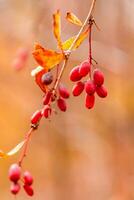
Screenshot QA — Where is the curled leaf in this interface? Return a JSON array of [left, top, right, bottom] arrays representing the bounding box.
[[53, 10, 63, 50], [35, 68, 48, 93], [33, 43, 64, 70], [62, 27, 89, 50], [66, 12, 83, 26], [0, 140, 26, 158]]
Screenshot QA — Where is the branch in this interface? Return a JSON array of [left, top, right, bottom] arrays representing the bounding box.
[[18, 127, 35, 166]]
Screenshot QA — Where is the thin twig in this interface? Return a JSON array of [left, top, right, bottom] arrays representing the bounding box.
[[18, 127, 35, 166]]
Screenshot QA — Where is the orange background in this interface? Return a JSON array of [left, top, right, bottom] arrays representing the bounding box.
[[0, 0, 134, 199]]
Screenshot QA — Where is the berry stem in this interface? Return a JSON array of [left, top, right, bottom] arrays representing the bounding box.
[[18, 127, 35, 167], [89, 23, 92, 66]]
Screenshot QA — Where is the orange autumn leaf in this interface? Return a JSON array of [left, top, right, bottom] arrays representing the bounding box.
[[53, 10, 63, 50], [0, 140, 26, 158], [62, 27, 89, 50], [35, 68, 48, 93], [33, 43, 64, 70], [66, 12, 83, 26]]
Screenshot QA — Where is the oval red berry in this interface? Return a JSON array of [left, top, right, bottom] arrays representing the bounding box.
[[23, 185, 34, 196], [58, 84, 70, 99], [10, 183, 20, 195], [9, 164, 21, 183], [31, 110, 42, 125], [42, 105, 52, 118], [43, 91, 52, 105], [79, 61, 91, 77], [93, 69, 104, 86], [85, 94, 95, 109], [23, 171, 33, 186], [96, 85, 108, 98], [69, 66, 82, 82], [72, 81, 84, 96], [57, 98, 67, 112], [85, 80, 96, 95]]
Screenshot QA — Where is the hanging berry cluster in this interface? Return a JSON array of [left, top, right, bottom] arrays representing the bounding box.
[[9, 163, 34, 196], [0, 1, 108, 197], [70, 63, 107, 109]]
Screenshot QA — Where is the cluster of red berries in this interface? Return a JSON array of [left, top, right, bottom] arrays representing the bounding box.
[[31, 78, 70, 127], [70, 60, 107, 109], [9, 163, 34, 196], [12, 47, 29, 70]]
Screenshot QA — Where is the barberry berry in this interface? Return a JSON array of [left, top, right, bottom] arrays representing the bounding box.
[[41, 72, 53, 85], [31, 110, 42, 125], [23, 185, 34, 196], [72, 81, 85, 96], [69, 66, 82, 82], [42, 105, 52, 118], [96, 85, 107, 98], [85, 80, 96, 95], [10, 183, 20, 195], [85, 94, 95, 109], [93, 69, 104, 86], [23, 171, 33, 186], [43, 91, 52, 105], [57, 98, 67, 112], [9, 164, 21, 183], [58, 84, 70, 99], [79, 60, 91, 77]]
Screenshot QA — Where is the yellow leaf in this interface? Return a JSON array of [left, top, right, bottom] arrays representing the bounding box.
[[33, 43, 64, 70], [7, 140, 26, 156], [62, 27, 89, 50], [66, 12, 83, 26], [0, 140, 26, 158], [53, 10, 62, 49]]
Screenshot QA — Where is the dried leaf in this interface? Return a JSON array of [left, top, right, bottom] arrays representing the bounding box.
[[35, 68, 48, 93], [0, 140, 26, 158], [31, 66, 44, 77], [62, 27, 89, 50], [66, 12, 83, 26], [53, 10, 63, 50], [33, 43, 64, 70], [7, 140, 26, 156]]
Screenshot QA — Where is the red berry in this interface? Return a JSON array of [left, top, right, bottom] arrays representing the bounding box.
[[96, 85, 108, 98], [43, 91, 52, 105], [69, 66, 82, 82], [9, 164, 21, 183], [10, 183, 20, 195], [58, 84, 70, 99], [17, 48, 29, 61], [85, 80, 96, 95], [23, 185, 34, 196], [79, 61, 91, 77], [41, 72, 53, 85], [85, 94, 95, 109], [57, 98, 67, 112], [42, 105, 52, 118], [31, 110, 42, 125], [72, 81, 84, 96], [93, 69, 104, 86], [23, 171, 33, 186], [12, 58, 24, 70]]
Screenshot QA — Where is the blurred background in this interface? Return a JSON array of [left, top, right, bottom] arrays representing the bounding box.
[[0, 0, 134, 199]]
